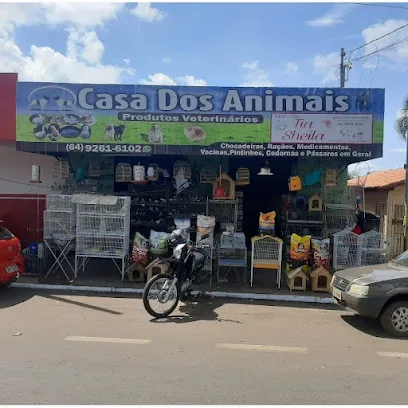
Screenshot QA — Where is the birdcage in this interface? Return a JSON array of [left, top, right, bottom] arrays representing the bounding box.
[[88, 161, 101, 178], [115, 163, 132, 182], [74, 194, 131, 280], [43, 194, 76, 281], [43, 210, 76, 241], [330, 229, 360, 272], [46, 194, 74, 211], [250, 236, 283, 288], [358, 230, 392, 266], [325, 204, 356, 236], [200, 168, 217, 184], [53, 159, 70, 180], [206, 199, 238, 231]]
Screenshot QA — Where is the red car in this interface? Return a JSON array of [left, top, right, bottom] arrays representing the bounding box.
[[0, 220, 25, 288]]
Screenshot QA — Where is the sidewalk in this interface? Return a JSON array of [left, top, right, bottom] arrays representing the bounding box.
[[11, 274, 336, 305]]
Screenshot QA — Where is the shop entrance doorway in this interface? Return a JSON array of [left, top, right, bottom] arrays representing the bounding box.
[[229, 157, 297, 242]]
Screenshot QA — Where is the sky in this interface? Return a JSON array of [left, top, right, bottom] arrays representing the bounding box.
[[0, 1, 407, 174]]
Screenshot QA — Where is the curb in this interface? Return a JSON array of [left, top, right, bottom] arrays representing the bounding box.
[[10, 282, 336, 304]]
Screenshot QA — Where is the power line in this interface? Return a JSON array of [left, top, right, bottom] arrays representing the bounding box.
[[349, 22, 408, 53], [351, 34, 408, 62], [354, 3, 408, 11]]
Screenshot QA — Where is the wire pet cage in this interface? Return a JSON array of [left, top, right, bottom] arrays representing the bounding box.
[[358, 230, 392, 266], [250, 236, 283, 288], [74, 194, 131, 280], [330, 229, 359, 272], [43, 194, 76, 280]]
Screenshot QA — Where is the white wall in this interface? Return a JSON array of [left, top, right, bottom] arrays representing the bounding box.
[[0, 144, 56, 194]]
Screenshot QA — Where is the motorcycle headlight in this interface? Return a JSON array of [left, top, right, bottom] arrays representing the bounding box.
[[173, 247, 182, 260], [348, 284, 369, 296]]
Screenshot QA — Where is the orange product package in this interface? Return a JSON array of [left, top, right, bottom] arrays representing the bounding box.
[[289, 233, 311, 262]]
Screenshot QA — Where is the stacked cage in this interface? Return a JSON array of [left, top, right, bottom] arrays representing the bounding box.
[[43, 194, 76, 280], [75, 195, 131, 280], [330, 229, 360, 272], [44, 195, 76, 243], [357, 230, 392, 266]]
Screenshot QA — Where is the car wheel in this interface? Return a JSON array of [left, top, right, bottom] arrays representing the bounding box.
[[0, 282, 11, 289], [380, 301, 408, 337]]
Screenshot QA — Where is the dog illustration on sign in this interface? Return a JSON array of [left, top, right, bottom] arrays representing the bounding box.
[[184, 126, 206, 142], [141, 125, 164, 144], [104, 123, 115, 141]]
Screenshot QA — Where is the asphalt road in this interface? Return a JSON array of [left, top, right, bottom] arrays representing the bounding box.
[[1, 289, 408, 404]]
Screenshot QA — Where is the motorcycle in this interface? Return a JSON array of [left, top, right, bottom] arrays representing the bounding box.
[[142, 229, 210, 319]]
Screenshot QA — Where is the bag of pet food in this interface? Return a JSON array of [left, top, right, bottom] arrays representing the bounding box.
[[311, 238, 330, 269], [289, 234, 311, 262], [174, 218, 191, 242], [149, 230, 169, 255], [197, 214, 215, 244], [259, 211, 276, 233], [131, 232, 149, 264]]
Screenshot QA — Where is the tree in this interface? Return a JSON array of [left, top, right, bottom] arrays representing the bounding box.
[[395, 97, 408, 140]]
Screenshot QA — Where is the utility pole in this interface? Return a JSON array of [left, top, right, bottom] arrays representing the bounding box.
[[340, 48, 346, 88]]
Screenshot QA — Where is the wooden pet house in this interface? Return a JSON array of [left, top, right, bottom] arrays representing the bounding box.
[[127, 262, 145, 282], [212, 173, 236, 200], [286, 267, 307, 291], [146, 261, 170, 281], [309, 194, 323, 212], [310, 266, 332, 293]]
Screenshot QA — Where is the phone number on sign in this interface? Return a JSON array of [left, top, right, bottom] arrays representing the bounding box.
[[65, 144, 151, 154]]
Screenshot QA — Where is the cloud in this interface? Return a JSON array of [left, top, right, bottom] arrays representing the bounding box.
[[130, 3, 167, 22], [306, 4, 354, 27], [178, 75, 206, 86], [361, 19, 408, 63], [0, 4, 134, 84], [285, 62, 298, 74], [162, 56, 170, 63], [140, 73, 207, 86], [390, 148, 406, 153], [312, 52, 340, 84], [42, 3, 124, 28], [241, 60, 274, 87], [140, 73, 177, 85], [66, 29, 104, 65]]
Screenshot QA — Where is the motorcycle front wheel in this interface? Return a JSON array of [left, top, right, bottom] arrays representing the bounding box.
[[143, 273, 180, 319]]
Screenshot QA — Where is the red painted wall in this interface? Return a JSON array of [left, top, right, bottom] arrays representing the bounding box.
[[0, 194, 45, 245], [0, 73, 17, 142]]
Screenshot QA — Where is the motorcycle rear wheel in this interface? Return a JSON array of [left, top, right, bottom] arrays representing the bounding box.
[[143, 273, 180, 319]]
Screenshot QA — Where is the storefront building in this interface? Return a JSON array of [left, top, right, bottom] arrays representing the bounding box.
[[9, 80, 385, 291]]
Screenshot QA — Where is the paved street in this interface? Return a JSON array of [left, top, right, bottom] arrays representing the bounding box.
[[1, 289, 408, 404]]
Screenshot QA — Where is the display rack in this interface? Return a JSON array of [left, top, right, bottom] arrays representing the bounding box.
[[43, 194, 76, 281], [74, 194, 131, 280], [217, 233, 247, 285]]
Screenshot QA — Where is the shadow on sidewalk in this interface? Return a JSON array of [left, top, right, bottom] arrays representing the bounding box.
[[41, 294, 123, 315]]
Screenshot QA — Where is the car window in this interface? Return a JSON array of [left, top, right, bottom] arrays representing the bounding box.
[[0, 225, 14, 240], [393, 250, 408, 266]]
